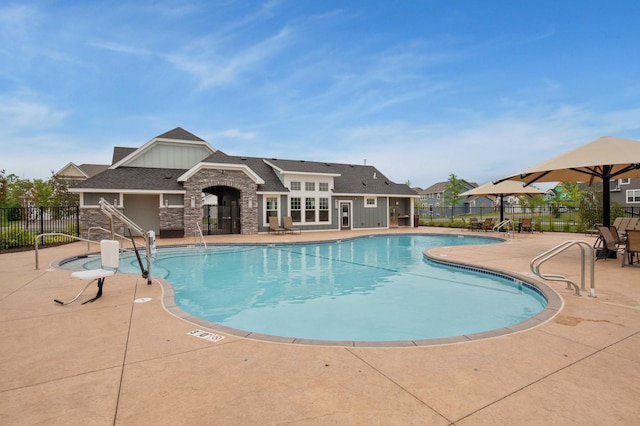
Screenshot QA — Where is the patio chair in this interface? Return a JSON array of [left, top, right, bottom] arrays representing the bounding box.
[[622, 229, 640, 267], [268, 216, 285, 234], [481, 218, 494, 231], [594, 226, 625, 261], [469, 217, 480, 231], [54, 240, 120, 305], [625, 217, 638, 231], [610, 226, 625, 245], [519, 218, 532, 233], [283, 216, 301, 234]]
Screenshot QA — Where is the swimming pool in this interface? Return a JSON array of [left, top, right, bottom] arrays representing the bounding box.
[[61, 234, 552, 344]]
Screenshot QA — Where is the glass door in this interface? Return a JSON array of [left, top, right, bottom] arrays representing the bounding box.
[[340, 202, 351, 230]]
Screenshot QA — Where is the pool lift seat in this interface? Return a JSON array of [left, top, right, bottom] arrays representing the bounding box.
[[54, 240, 120, 305]]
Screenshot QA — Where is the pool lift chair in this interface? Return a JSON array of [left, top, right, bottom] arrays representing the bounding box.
[[54, 198, 154, 305], [54, 240, 120, 305]]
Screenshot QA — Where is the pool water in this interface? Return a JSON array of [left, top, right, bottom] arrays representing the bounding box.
[[64, 234, 547, 342]]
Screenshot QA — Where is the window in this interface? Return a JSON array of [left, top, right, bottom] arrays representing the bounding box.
[[290, 197, 301, 222], [305, 197, 316, 222], [620, 178, 631, 185], [627, 189, 640, 203], [364, 197, 377, 208], [266, 197, 278, 218], [319, 182, 329, 192], [319, 197, 329, 221], [291, 181, 301, 191], [83, 193, 118, 206], [163, 194, 184, 206], [305, 182, 315, 191]]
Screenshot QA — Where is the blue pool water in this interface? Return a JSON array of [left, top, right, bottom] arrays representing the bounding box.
[[63, 234, 547, 342]]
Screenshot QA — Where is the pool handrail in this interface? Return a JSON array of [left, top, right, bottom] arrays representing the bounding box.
[[35, 233, 99, 270], [530, 240, 595, 297], [493, 219, 515, 238]]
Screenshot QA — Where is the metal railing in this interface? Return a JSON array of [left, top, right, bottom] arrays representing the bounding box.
[[493, 219, 515, 238], [530, 240, 596, 297]]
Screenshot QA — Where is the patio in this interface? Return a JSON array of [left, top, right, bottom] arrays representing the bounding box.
[[1, 227, 639, 425]]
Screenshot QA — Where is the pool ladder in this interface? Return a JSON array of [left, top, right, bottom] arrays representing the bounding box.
[[530, 240, 596, 297], [493, 219, 515, 238]]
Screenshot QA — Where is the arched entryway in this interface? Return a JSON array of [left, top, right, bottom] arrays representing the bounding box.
[[202, 186, 241, 234]]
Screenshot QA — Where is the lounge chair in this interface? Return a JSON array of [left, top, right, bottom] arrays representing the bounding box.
[[481, 218, 494, 231], [268, 216, 285, 234], [594, 225, 625, 260], [519, 218, 532, 233], [625, 217, 638, 231], [622, 229, 640, 267], [612, 217, 623, 229], [610, 226, 625, 245], [283, 216, 301, 234], [617, 217, 631, 233], [54, 240, 120, 305]]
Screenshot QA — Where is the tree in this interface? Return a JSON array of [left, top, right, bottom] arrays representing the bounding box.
[[557, 182, 584, 210], [49, 171, 79, 207], [517, 193, 546, 214], [443, 173, 466, 220]]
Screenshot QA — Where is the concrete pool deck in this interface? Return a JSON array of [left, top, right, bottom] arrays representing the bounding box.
[[1, 227, 639, 425]]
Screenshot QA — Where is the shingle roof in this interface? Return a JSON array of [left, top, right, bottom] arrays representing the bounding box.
[[112, 147, 137, 164], [155, 127, 205, 142], [78, 164, 109, 177], [74, 128, 416, 197], [72, 167, 186, 191], [202, 152, 416, 196]]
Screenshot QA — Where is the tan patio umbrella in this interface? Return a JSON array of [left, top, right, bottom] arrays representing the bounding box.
[[461, 180, 543, 223], [494, 136, 640, 227]]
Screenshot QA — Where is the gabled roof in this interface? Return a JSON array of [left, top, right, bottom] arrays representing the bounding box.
[[418, 179, 477, 194], [155, 127, 205, 142], [200, 152, 416, 196], [54, 162, 109, 180], [110, 127, 215, 170], [72, 128, 417, 197]]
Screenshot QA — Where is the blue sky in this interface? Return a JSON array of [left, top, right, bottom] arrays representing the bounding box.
[[2, 1, 639, 189]]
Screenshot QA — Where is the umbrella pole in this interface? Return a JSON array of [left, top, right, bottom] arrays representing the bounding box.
[[603, 174, 611, 228]]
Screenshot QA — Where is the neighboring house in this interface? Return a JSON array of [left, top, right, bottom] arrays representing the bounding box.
[[611, 178, 640, 207], [54, 162, 109, 186], [70, 127, 418, 237], [414, 179, 493, 215]]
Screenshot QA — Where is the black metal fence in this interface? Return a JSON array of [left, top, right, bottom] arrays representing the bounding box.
[[418, 205, 640, 233], [0, 206, 79, 251]]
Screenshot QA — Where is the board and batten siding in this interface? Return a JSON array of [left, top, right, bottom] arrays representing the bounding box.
[[125, 143, 212, 169]]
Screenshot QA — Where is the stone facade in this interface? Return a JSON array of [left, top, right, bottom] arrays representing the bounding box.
[[79, 207, 126, 240], [159, 207, 184, 232], [182, 168, 259, 237]]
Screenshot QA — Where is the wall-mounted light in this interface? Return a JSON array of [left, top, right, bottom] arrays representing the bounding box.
[[113, 199, 118, 207], [190, 195, 196, 208], [165, 199, 169, 208], [335, 200, 339, 209], [248, 198, 253, 208]]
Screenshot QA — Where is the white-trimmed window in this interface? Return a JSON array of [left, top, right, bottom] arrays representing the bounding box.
[[291, 181, 301, 191], [620, 178, 631, 185], [305, 182, 315, 191], [82, 193, 119, 207], [163, 194, 184, 207], [319, 197, 329, 222], [627, 189, 640, 203], [364, 197, 377, 208], [266, 197, 278, 218], [319, 182, 329, 192], [290, 197, 301, 222], [305, 197, 316, 222]]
